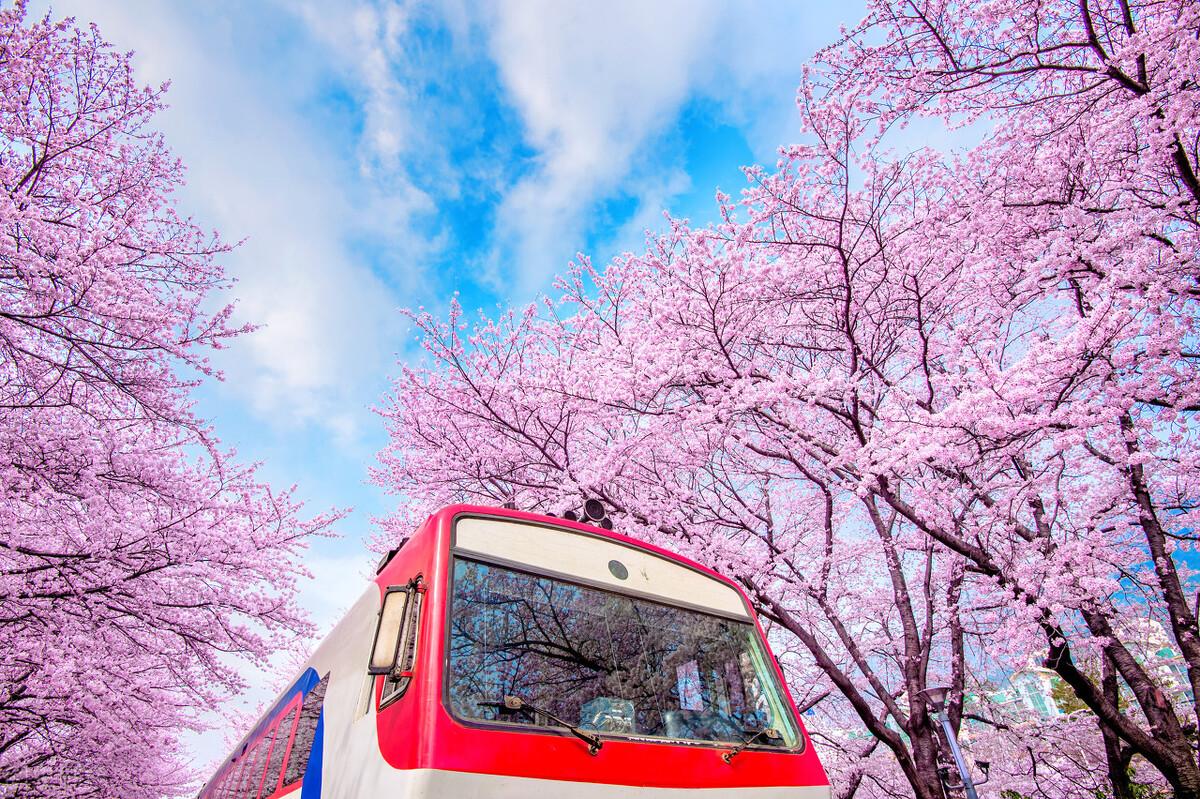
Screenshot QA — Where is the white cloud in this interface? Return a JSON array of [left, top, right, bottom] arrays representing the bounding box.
[[302, 549, 378, 634], [482, 0, 717, 293], [284, 0, 837, 301], [34, 1, 423, 446], [299, 0, 416, 174], [28, 0, 849, 435], [580, 167, 693, 270], [292, 0, 459, 191], [482, 0, 830, 295], [277, 0, 839, 305]]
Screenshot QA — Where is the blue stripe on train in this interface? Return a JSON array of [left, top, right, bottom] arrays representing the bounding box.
[[300, 709, 326, 799]]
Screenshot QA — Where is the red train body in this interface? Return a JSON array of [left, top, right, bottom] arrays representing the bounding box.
[[200, 505, 831, 799]]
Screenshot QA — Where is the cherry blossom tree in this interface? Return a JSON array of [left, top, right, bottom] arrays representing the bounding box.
[[808, 0, 1200, 794], [377, 140, 993, 797], [0, 7, 334, 797], [376, 1, 1198, 797]]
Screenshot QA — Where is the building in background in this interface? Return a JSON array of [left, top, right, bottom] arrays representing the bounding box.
[[974, 617, 1192, 727]]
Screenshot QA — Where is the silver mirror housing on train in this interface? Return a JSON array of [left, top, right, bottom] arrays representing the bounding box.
[[368, 585, 411, 675]]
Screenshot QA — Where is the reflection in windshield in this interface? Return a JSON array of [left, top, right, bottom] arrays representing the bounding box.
[[446, 558, 799, 747]]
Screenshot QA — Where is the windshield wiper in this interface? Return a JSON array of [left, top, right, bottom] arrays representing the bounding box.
[[480, 695, 604, 755], [723, 727, 782, 763]]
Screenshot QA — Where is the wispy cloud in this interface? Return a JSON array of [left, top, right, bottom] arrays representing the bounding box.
[[478, 0, 714, 293], [285, 0, 839, 302], [36, 1, 430, 448], [481, 0, 831, 294]]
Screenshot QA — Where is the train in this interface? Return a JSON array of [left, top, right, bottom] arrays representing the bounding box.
[[198, 503, 831, 798]]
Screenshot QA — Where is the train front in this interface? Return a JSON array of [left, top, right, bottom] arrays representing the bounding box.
[[372, 506, 831, 798]]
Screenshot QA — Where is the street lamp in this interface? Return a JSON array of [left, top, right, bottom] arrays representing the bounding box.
[[921, 686, 985, 799]]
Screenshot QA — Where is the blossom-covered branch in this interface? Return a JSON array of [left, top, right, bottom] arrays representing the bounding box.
[[0, 7, 337, 797]]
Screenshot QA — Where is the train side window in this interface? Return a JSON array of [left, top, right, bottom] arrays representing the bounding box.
[[260, 703, 299, 797], [224, 760, 244, 799], [239, 741, 267, 799], [251, 723, 283, 799], [282, 674, 329, 787], [370, 578, 424, 708]]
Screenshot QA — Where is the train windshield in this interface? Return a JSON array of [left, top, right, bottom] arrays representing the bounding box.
[[446, 558, 801, 748]]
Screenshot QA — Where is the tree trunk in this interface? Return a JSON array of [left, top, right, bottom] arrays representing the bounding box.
[[911, 720, 949, 799], [1101, 654, 1136, 799]]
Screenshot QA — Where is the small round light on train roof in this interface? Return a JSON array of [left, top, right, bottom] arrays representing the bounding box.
[[584, 498, 605, 520], [563, 510, 578, 521], [608, 559, 629, 580], [599, 517, 613, 530]]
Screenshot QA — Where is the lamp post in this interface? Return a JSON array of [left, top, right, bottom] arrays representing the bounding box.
[[921, 686, 980, 799]]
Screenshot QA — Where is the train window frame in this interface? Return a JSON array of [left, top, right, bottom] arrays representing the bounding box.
[[239, 739, 268, 799], [205, 679, 316, 799], [225, 758, 245, 799], [281, 673, 330, 788], [259, 698, 301, 798], [251, 730, 275, 799], [441, 550, 806, 754], [373, 576, 424, 709], [231, 747, 249, 799], [226, 762, 242, 799]]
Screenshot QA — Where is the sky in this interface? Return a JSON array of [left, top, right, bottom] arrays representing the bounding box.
[[32, 0, 868, 771]]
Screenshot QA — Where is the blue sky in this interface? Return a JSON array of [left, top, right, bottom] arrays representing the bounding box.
[[34, 0, 866, 766]]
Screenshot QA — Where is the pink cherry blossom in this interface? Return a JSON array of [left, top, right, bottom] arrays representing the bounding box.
[[376, 2, 1199, 797], [0, 7, 336, 797]]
